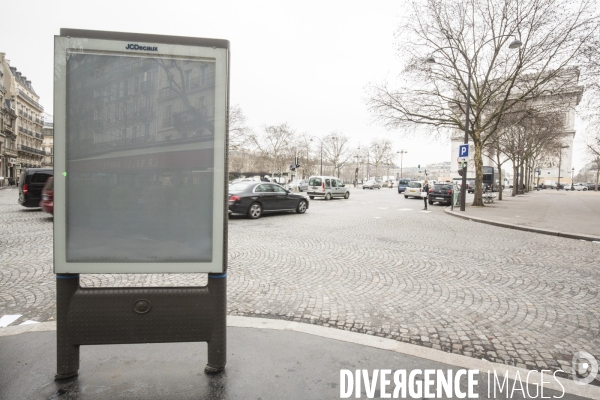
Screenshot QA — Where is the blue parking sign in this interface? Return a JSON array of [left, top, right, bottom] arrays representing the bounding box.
[[459, 144, 469, 158]]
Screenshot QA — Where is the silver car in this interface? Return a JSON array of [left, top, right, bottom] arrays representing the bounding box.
[[362, 179, 381, 189], [287, 179, 309, 192], [307, 176, 350, 200]]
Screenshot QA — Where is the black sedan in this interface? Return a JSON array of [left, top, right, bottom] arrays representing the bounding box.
[[228, 181, 309, 219], [428, 183, 459, 205]]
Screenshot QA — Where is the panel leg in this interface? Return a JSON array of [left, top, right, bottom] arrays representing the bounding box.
[[55, 274, 80, 380], [205, 274, 226, 373]]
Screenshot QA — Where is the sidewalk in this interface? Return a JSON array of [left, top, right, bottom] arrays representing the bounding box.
[[1, 317, 597, 399], [446, 190, 600, 241]]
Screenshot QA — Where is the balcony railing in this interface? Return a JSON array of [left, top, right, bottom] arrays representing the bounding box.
[[18, 90, 44, 111], [18, 145, 46, 156]]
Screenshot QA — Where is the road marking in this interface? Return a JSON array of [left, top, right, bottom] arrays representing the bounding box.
[[374, 217, 381, 219], [19, 320, 40, 325], [378, 207, 389, 210], [420, 211, 432, 213], [0, 315, 22, 327], [397, 208, 413, 211]]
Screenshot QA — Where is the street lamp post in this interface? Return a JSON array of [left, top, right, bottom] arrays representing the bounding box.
[[310, 135, 337, 176], [571, 167, 575, 191], [398, 149, 407, 178], [425, 35, 521, 211]]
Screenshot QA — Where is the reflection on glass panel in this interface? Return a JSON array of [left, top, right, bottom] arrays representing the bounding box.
[[65, 52, 216, 263]]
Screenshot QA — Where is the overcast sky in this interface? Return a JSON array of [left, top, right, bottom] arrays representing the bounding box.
[[2, 0, 587, 170]]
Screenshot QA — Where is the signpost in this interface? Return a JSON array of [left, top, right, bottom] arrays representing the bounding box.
[[53, 29, 229, 379], [458, 144, 469, 161]]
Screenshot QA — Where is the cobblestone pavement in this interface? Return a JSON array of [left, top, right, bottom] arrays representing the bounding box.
[[1, 186, 599, 384]]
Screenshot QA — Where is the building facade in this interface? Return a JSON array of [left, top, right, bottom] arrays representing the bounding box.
[[42, 113, 53, 167], [0, 55, 46, 180], [0, 54, 18, 186], [449, 68, 583, 184]]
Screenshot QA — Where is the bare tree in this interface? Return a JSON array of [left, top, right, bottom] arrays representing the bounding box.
[[369, 139, 394, 179], [322, 132, 352, 178], [249, 123, 295, 180], [495, 106, 568, 196], [367, 0, 598, 206], [229, 104, 251, 149], [584, 130, 600, 190]]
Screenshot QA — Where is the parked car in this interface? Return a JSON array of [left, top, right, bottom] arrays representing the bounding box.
[[428, 183, 459, 205], [307, 176, 350, 200], [287, 179, 308, 192], [404, 181, 424, 199], [362, 179, 381, 189], [39, 177, 54, 215], [467, 180, 475, 193], [397, 178, 411, 193], [18, 168, 54, 208], [228, 181, 309, 219], [571, 183, 588, 191], [586, 183, 599, 191]]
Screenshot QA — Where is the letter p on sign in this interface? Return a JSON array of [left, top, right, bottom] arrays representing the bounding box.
[[459, 144, 469, 158]]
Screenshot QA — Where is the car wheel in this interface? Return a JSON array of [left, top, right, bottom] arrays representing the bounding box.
[[247, 202, 262, 219], [404, 195, 408, 199], [309, 196, 315, 199], [296, 200, 308, 214], [583, 188, 588, 191], [428, 200, 433, 205], [344, 192, 350, 199], [363, 187, 366, 190], [325, 192, 332, 200]]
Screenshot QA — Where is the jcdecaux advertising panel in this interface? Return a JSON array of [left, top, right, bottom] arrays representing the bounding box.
[[53, 30, 229, 273]]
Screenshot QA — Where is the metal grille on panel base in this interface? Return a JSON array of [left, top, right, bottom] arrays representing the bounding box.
[[55, 274, 227, 379]]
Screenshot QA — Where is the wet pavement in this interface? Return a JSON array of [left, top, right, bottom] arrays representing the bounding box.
[[1, 321, 596, 400]]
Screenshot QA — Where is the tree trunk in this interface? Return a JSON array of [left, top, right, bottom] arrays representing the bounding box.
[[472, 137, 484, 206], [525, 162, 530, 192], [497, 152, 503, 201], [519, 163, 524, 194], [596, 167, 599, 192], [512, 163, 518, 197]]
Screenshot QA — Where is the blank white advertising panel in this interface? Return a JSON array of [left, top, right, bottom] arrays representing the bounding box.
[[54, 33, 228, 273]]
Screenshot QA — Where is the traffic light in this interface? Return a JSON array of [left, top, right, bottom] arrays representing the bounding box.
[[290, 163, 296, 171], [418, 164, 420, 172]]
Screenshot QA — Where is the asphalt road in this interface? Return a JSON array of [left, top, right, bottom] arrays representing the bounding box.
[[0, 186, 598, 384]]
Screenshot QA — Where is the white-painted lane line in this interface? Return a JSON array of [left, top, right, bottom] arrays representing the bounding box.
[[0, 315, 22, 328], [19, 320, 40, 325], [420, 211, 432, 213], [398, 208, 413, 211]]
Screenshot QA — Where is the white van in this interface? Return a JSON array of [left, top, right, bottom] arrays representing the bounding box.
[[307, 176, 350, 200], [404, 180, 425, 199]]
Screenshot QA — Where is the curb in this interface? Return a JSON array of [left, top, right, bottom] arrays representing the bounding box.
[[444, 207, 600, 242], [2, 316, 598, 399]]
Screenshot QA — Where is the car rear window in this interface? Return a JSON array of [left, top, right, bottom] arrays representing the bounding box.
[[229, 182, 254, 192], [31, 173, 52, 183], [434, 184, 452, 190], [398, 179, 410, 185], [309, 177, 322, 186], [408, 182, 421, 188]]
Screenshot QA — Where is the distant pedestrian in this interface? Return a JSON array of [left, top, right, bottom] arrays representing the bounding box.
[[422, 180, 429, 210]]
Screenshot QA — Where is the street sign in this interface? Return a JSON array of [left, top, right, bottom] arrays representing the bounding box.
[[458, 144, 469, 161]]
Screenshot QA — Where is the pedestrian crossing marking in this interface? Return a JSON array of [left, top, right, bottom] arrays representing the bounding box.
[[19, 320, 40, 325], [0, 314, 22, 328]]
